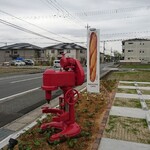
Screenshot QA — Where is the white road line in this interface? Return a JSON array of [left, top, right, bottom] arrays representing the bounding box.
[[0, 73, 42, 81], [0, 87, 40, 102], [11, 77, 41, 83]]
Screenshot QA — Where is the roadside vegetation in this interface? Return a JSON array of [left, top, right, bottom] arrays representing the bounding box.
[[119, 64, 150, 69], [114, 98, 141, 108], [104, 70, 150, 145], [105, 70, 150, 82], [0, 66, 47, 77], [6, 80, 117, 150]]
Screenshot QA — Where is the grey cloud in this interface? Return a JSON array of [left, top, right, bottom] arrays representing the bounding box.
[[0, 0, 150, 50]]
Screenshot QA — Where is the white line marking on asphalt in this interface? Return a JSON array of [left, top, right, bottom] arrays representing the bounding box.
[[11, 77, 41, 83], [0, 73, 42, 81], [0, 87, 40, 102]]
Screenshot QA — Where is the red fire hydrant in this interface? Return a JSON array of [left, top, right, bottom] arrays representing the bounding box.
[[40, 54, 85, 143]]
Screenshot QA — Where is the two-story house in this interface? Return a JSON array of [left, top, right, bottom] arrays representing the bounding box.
[[44, 43, 87, 66], [0, 43, 43, 63]]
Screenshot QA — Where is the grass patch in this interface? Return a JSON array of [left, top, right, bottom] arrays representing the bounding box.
[[105, 116, 118, 132], [120, 64, 150, 69], [138, 84, 150, 87], [114, 98, 141, 108], [146, 101, 150, 109], [117, 88, 137, 94], [105, 70, 150, 82], [0, 66, 44, 77], [104, 116, 150, 144], [141, 90, 150, 95], [119, 83, 135, 86]]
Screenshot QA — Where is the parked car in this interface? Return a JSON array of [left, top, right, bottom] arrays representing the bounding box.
[[23, 59, 34, 66], [11, 60, 26, 66], [2, 62, 10, 66], [53, 60, 61, 68]]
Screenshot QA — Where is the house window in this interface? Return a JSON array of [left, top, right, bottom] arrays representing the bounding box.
[[128, 42, 133, 44], [80, 50, 84, 53], [5, 51, 10, 53], [67, 50, 70, 53], [59, 50, 64, 54], [51, 50, 54, 53], [128, 50, 133, 52], [142, 51, 144, 53], [128, 58, 130, 60], [143, 43, 144, 45], [14, 51, 18, 54]]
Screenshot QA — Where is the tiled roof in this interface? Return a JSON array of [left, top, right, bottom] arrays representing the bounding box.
[[0, 43, 42, 50], [44, 43, 86, 50], [122, 38, 150, 42]]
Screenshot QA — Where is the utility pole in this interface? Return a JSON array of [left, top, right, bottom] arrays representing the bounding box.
[[85, 24, 90, 48], [103, 41, 105, 62], [103, 41, 105, 54], [85, 24, 90, 31], [111, 47, 113, 62]]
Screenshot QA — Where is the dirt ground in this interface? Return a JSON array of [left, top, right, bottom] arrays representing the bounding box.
[[9, 80, 117, 150]]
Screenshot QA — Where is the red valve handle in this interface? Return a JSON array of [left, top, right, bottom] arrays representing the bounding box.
[[64, 89, 79, 105]]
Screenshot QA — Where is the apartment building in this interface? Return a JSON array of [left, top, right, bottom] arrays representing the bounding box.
[[122, 38, 150, 64]]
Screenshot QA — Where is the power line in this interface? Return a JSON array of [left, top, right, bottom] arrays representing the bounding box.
[[101, 31, 150, 37], [75, 5, 150, 17], [0, 18, 63, 42], [54, 0, 85, 25], [44, 0, 85, 27], [0, 9, 75, 42]]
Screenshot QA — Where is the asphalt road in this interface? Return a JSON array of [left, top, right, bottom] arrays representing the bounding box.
[[0, 62, 114, 127], [0, 73, 42, 100]]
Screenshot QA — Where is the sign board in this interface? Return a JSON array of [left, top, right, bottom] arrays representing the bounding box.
[[87, 28, 100, 93]]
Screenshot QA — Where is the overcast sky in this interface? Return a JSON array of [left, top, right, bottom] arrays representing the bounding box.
[[0, 0, 150, 54]]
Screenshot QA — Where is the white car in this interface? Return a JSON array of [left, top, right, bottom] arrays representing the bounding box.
[[53, 60, 61, 68], [24, 59, 35, 66], [11, 60, 26, 66]]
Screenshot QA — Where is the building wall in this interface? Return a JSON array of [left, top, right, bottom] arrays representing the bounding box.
[[64, 49, 77, 58], [0, 49, 41, 63], [100, 53, 104, 63], [45, 48, 87, 65], [0, 50, 10, 63], [122, 40, 150, 64], [14, 49, 35, 59]]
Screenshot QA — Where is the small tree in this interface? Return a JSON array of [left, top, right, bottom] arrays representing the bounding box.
[[113, 51, 122, 62], [50, 56, 55, 66]]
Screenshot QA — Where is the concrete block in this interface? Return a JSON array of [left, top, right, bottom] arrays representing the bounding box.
[[137, 90, 142, 95], [140, 101, 148, 110], [134, 83, 138, 87], [146, 111, 150, 126]]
